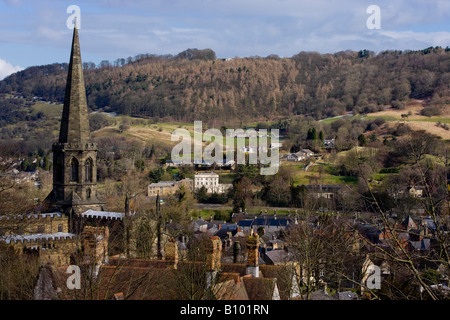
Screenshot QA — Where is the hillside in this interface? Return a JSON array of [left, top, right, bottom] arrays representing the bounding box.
[[1, 47, 449, 125], [364, 99, 450, 140]]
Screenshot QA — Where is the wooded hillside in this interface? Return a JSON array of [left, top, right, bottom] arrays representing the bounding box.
[[1, 47, 449, 124]]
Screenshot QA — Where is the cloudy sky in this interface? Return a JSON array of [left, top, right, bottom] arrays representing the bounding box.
[[0, 0, 449, 79]]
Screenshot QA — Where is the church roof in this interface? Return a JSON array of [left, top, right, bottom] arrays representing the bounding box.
[[1, 232, 77, 244], [0, 212, 63, 220], [81, 209, 124, 220]]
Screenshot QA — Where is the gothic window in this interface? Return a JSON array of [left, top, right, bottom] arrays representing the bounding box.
[[86, 188, 91, 199], [84, 158, 93, 182], [70, 158, 79, 182], [55, 158, 63, 183]]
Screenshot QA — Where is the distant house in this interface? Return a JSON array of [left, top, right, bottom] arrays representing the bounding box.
[[299, 149, 314, 157], [286, 149, 314, 162], [389, 185, 424, 199], [286, 153, 306, 162], [147, 178, 193, 197], [194, 172, 232, 194], [270, 142, 283, 149], [164, 160, 182, 167], [405, 186, 424, 198], [323, 139, 335, 148], [148, 181, 178, 197], [263, 248, 291, 266], [305, 185, 342, 199]]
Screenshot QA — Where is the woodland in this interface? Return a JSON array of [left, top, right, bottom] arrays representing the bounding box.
[[1, 47, 449, 126]]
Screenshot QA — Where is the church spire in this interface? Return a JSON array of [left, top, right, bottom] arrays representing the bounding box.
[[58, 24, 91, 144], [46, 24, 105, 218]]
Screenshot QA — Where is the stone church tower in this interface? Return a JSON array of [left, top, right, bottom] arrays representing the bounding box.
[[45, 25, 105, 216]]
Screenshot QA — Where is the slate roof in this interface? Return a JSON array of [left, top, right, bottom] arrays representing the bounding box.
[[264, 250, 292, 265], [81, 209, 124, 220], [1, 232, 77, 244], [0, 212, 63, 220], [410, 239, 431, 251], [242, 277, 278, 300], [422, 218, 437, 230], [237, 217, 293, 228], [402, 215, 418, 229], [237, 219, 253, 228]]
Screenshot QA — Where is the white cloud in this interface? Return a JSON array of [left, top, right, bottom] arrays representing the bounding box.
[[1, 1, 450, 66], [0, 57, 23, 80]]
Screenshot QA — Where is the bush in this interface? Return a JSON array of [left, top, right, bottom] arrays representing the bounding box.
[[421, 105, 441, 117], [391, 100, 406, 109]]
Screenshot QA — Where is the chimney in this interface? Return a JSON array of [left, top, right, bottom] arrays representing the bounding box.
[[165, 238, 178, 269], [205, 236, 222, 289], [206, 236, 222, 272], [233, 241, 241, 263], [246, 233, 259, 277]]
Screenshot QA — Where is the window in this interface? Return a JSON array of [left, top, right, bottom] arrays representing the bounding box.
[[84, 158, 93, 182], [86, 188, 91, 199], [57, 224, 63, 233], [70, 158, 79, 182], [55, 158, 63, 183], [37, 225, 45, 233]]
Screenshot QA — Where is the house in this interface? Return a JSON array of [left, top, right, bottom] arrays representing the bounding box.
[[285, 149, 314, 162], [390, 185, 424, 199], [270, 142, 283, 149], [194, 172, 232, 194], [147, 178, 193, 197], [305, 184, 342, 199], [323, 139, 335, 148], [263, 249, 291, 265], [406, 186, 424, 198], [164, 159, 183, 167], [299, 149, 314, 157], [286, 153, 306, 162], [148, 181, 178, 197]]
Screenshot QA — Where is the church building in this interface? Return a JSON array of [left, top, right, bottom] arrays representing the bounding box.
[[1, 24, 124, 267], [45, 24, 106, 217]]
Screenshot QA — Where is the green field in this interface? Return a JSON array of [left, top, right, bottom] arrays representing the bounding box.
[[30, 101, 63, 118], [288, 162, 358, 186]]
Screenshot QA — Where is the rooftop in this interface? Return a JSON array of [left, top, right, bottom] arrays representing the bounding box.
[[1, 232, 77, 244], [81, 209, 124, 220]]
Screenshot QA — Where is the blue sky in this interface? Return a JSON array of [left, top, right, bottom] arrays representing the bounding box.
[[0, 0, 449, 79]]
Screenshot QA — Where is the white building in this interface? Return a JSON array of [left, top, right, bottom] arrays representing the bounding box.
[[194, 172, 232, 194]]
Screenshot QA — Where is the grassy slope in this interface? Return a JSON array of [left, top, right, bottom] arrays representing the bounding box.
[[319, 100, 450, 140]]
